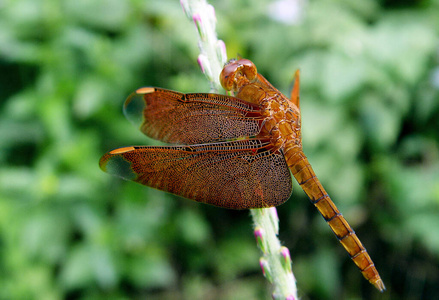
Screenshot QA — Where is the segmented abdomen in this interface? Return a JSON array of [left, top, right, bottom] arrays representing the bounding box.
[[283, 146, 385, 291]]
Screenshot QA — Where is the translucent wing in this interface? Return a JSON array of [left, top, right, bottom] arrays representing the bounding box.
[[99, 139, 292, 209], [123, 87, 263, 144]]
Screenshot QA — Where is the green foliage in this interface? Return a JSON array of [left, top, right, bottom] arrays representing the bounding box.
[[1, 0, 439, 299]]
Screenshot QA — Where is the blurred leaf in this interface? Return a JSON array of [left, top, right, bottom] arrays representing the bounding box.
[[125, 247, 176, 289], [64, 0, 132, 31], [358, 94, 401, 150], [406, 212, 439, 254], [175, 209, 212, 246], [216, 235, 259, 279], [61, 244, 118, 290], [321, 53, 368, 103], [21, 209, 70, 263], [365, 15, 437, 86]]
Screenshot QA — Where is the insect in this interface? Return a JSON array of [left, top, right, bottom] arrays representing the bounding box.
[[99, 58, 385, 291]]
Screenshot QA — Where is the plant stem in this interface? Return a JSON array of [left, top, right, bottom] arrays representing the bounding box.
[[180, 0, 227, 92], [181, 0, 298, 298], [251, 208, 298, 299]]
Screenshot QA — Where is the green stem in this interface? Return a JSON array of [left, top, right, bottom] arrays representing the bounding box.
[[181, 0, 227, 92], [251, 208, 298, 299], [181, 0, 298, 298]]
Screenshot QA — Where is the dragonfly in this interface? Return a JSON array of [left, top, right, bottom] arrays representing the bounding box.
[[99, 58, 385, 291]]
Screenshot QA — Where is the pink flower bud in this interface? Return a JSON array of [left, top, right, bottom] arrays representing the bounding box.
[[254, 227, 266, 253], [192, 13, 206, 41]]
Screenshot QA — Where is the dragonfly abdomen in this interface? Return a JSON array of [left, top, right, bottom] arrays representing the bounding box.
[[285, 147, 385, 291]]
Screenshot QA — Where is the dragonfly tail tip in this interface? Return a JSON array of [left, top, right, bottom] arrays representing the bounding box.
[[373, 279, 386, 292]]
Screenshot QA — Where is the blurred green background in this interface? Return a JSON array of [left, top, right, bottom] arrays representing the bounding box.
[[1, 0, 439, 299]]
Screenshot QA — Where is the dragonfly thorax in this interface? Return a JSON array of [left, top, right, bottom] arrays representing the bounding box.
[[258, 94, 302, 151], [220, 59, 302, 151]]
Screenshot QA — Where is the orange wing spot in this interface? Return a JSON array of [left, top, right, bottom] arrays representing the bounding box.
[[136, 87, 155, 94], [109, 146, 136, 154]]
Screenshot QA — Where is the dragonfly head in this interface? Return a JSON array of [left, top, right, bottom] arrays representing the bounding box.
[[220, 58, 257, 92]]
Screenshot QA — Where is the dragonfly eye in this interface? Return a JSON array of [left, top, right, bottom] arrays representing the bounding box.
[[220, 58, 258, 91], [236, 59, 257, 81]]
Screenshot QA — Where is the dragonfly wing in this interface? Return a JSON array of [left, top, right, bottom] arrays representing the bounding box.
[[99, 139, 292, 209], [123, 87, 263, 144], [289, 70, 300, 108]]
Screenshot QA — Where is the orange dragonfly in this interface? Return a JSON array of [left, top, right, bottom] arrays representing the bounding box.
[[99, 58, 385, 291]]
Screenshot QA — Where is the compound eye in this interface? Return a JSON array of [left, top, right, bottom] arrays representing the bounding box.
[[220, 60, 239, 91], [220, 58, 258, 91], [235, 59, 257, 81]]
